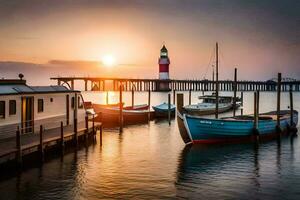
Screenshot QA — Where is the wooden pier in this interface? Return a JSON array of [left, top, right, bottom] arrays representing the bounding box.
[[51, 77, 300, 92], [0, 120, 102, 167]]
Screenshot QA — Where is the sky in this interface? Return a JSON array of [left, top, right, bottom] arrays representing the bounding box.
[[0, 0, 299, 84]]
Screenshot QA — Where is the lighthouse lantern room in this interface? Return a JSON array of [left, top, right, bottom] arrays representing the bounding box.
[[158, 45, 170, 80]]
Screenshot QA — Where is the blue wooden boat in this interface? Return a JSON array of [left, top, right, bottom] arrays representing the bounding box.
[[152, 103, 176, 117], [177, 110, 298, 144]]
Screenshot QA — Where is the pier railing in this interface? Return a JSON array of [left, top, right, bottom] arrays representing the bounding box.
[[51, 77, 300, 92], [0, 115, 67, 140]]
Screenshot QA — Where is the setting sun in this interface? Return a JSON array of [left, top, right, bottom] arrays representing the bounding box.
[[101, 54, 116, 67]]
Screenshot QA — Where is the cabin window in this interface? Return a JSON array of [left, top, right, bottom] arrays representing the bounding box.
[[78, 97, 83, 109], [0, 101, 5, 118], [71, 97, 75, 109], [38, 99, 44, 112], [9, 100, 16, 115]]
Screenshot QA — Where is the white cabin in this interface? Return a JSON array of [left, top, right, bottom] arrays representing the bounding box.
[[0, 79, 86, 139]]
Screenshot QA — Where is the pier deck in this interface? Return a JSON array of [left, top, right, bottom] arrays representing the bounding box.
[[0, 121, 102, 165]]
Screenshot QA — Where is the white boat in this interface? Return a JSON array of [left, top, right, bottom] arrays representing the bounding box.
[[183, 95, 240, 115]]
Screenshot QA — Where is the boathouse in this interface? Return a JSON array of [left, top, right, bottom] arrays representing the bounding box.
[[0, 78, 86, 139]]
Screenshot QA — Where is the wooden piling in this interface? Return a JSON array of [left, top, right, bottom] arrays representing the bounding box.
[[253, 92, 259, 142], [106, 91, 109, 104], [233, 68, 237, 117], [16, 126, 22, 167], [276, 73, 282, 136], [100, 125, 103, 146], [39, 125, 44, 162], [257, 90, 260, 118], [289, 89, 294, 126], [177, 93, 184, 114], [240, 92, 244, 116], [92, 114, 95, 136], [60, 121, 64, 151], [85, 115, 88, 141], [74, 93, 78, 145], [119, 84, 123, 133], [173, 89, 176, 105], [188, 89, 191, 105], [131, 84, 135, 108], [148, 88, 151, 122], [168, 93, 171, 126]]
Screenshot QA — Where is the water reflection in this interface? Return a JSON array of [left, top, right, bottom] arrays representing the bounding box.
[[176, 144, 260, 199], [175, 136, 300, 199]]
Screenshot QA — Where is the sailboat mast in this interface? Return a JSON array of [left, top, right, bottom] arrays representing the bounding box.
[[215, 42, 219, 119]]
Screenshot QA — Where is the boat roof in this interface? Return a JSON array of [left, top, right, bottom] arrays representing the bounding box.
[[0, 79, 79, 95]]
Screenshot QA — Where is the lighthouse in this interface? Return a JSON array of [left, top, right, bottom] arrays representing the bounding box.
[[156, 45, 171, 91], [158, 45, 170, 80]]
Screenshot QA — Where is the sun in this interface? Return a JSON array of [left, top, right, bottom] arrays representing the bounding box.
[[101, 54, 116, 67]]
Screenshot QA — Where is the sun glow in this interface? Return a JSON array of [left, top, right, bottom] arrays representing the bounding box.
[[101, 54, 116, 67]]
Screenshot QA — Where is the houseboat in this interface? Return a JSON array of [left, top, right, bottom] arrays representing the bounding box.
[[0, 78, 86, 140]]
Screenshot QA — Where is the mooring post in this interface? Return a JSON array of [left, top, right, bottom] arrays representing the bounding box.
[[188, 89, 191, 105], [173, 89, 176, 105], [177, 93, 184, 114], [39, 125, 44, 162], [60, 121, 64, 151], [106, 91, 109, 104], [276, 73, 282, 138], [289, 88, 298, 135], [74, 93, 78, 146], [289, 89, 294, 126], [119, 84, 123, 133], [84, 80, 88, 91], [241, 92, 244, 116], [92, 114, 95, 136], [100, 124, 103, 146], [168, 93, 171, 125], [85, 115, 88, 141], [253, 92, 259, 142], [16, 126, 22, 167], [233, 68, 237, 117], [148, 88, 151, 122], [131, 84, 135, 108]]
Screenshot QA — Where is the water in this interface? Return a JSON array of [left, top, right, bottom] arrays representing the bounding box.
[[0, 91, 299, 200]]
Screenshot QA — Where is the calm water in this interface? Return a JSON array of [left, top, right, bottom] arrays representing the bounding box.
[[0, 91, 300, 200]]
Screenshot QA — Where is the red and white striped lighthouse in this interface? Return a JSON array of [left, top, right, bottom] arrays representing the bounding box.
[[158, 45, 170, 80]]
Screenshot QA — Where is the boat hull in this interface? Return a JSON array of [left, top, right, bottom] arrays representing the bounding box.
[[152, 103, 176, 117], [178, 110, 298, 144], [177, 111, 192, 144], [93, 104, 153, 127]]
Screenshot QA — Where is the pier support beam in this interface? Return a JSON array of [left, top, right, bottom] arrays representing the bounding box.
[[233, 68, 237, 117], [39, 125, 44, 162], [60, 121, 64, 152], [74, 93, 78, 146], [276, 73, 282, 141], [16, 127, 22, 168], [119, 84, 123, 133]]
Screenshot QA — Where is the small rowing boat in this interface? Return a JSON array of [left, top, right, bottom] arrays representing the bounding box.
[[152, 103, 176, 117], [92, 103, 152, 127], [177, 110, 298, 144], [183, 95, 240, 115]]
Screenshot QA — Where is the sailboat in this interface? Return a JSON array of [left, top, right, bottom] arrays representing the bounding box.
[[177, 43, 298, 144]]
